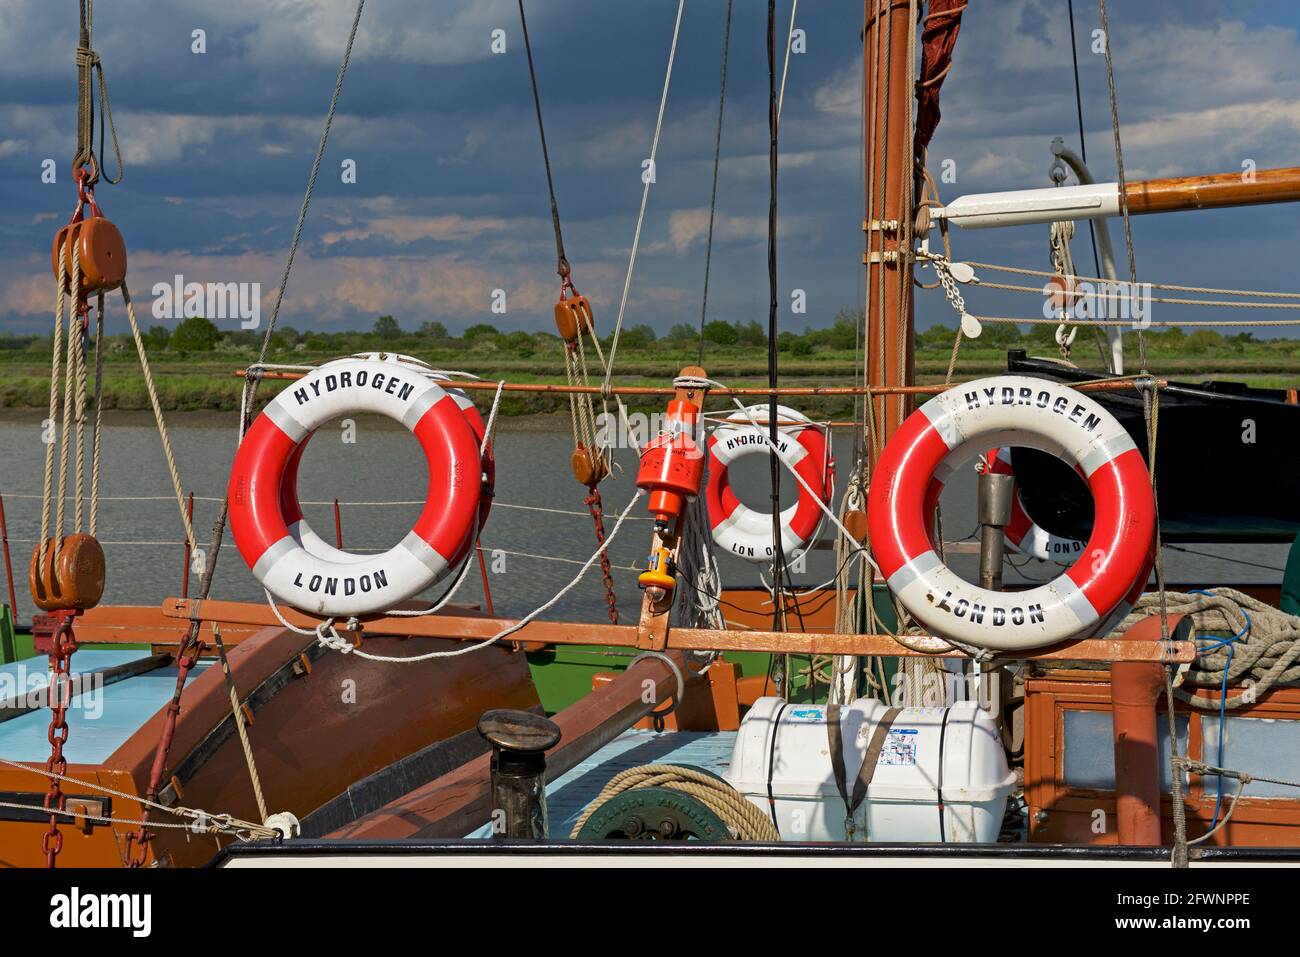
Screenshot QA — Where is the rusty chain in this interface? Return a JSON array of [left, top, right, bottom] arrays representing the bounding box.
[[584, 487, 619, 624], [42, 615, 78, 867], [125, 637, 205, 867]]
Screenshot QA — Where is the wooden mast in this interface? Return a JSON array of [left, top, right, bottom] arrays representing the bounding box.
[[863, 0, 919, 464]]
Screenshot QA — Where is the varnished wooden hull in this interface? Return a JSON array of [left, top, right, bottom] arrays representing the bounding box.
[[0, 611, 539, 867]]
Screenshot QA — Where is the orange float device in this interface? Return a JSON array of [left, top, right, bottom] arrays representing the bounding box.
[[636, 399, 704, 531]]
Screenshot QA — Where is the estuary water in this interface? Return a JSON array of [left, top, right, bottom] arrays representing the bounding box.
[[0, 412, 1288, 623]]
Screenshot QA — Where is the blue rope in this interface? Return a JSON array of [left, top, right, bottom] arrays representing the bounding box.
[[1189, 590, 1250, 830]]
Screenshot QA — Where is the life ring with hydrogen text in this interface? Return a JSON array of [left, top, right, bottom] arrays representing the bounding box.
[[229, 357, 482, 616], [705, 404, 833, 563], [279, 375, 494, 568], [867, 375, 1153, 650], [984, 447, 1085, 563]]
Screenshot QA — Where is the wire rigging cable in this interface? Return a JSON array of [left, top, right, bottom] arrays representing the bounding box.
[[1065, 0, 1102, 281], [766, 0, 787, 632], [518, 0, 569, 278]]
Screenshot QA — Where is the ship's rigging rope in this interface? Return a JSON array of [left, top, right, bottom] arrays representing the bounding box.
[[695, 0, 733, 366], [570, 764, 781, 841], [75, 0, 122, 185], [776, 0, 799, 124], [601, 0, 685, 398], [766, 0, 787, 636], [956, 259, 1300, 301], [1066, 0, 1103, 282], [210, 621, 269, 823], [517, 0, 624, 622], [1095, 0, 1187, 866], [918, 253, 1300, 325], [121, 0, 367, 867], [517, 0, 569, 280]]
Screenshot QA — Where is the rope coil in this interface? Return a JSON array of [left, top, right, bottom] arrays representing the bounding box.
[[569, 764, 780, 841]]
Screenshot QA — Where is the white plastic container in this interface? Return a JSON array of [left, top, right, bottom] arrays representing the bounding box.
[[725, 697, 1016, 843]]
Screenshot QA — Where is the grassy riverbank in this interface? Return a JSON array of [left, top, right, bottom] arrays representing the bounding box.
[[3, 313, 1297, 419]]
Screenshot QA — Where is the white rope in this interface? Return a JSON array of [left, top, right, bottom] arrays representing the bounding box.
[[483, 546, 641, 571], [0, 754, 275, 840], [0, 493, 657, 523], [776, 0, 799, 124], [602, 0, 686, 397], [306, 489, 647, 663]]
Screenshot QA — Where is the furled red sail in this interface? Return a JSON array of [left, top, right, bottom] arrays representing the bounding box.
[[915, 0, 966, 159]]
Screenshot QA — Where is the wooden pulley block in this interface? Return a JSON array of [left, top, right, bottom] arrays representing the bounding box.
[[570, 444, 610, 487], [51, 217, 127, 293], [842, 508, 869, 544], [554, 295, 595, 344], [1043, 274, 1077, 313], [28, 534, 106, 611]]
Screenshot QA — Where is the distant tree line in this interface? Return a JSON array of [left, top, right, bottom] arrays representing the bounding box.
[[0, 309, 1282, 359]]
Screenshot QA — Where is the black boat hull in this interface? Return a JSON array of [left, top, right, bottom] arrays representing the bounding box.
[[1003, 351, 1300, 543]]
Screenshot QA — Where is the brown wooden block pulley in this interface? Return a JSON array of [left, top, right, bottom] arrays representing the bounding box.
[[571, 444, 610, 487], [51, 217, 127, 294], [842, 508, 869, 544], [554, 295, 595, 344], [28, 534, 106, 611]]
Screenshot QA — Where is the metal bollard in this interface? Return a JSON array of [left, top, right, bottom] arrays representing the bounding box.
[[977, 471, 1015, 591], [477, 709, 562, 839]]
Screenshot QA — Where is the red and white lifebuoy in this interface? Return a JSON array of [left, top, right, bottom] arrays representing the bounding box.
[[705, 405, 833, 563], [983, 447, 1085, 563], [229, 357, 482, 616], [279, 368, 494, 569], [867, 375, 1153, 650]]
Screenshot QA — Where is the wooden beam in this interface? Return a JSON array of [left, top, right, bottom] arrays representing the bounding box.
[[234, 371, 1157, 399], [1126, 166, 1300, 216], [161, 598, 1195, 663]]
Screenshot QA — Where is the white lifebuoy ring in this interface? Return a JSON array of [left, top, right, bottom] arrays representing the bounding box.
[[983, 447, 1085, 563], [705, 405, 833, 563], [867, 375, 1154, 650], [279, 367, 494, 569], [229, 357, 482, 616]]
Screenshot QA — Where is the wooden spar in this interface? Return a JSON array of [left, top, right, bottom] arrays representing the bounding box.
[[234, 369, 1158, 398], [939, 166, 1300, 229], [1125, 166, 1300, 215], [160, 598, 1196, 663], [864, 0, 919, 463], [325, 654, 683, 839]]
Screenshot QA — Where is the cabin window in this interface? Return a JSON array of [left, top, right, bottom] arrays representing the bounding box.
[[1201, 715, 1300, 800], [1061, 709, 1189, 792]]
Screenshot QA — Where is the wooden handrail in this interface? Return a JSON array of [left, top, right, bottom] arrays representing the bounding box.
[[161, 597, 1196, 664]]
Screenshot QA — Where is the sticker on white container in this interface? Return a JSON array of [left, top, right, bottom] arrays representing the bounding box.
[[787, 707, 826, 722], [879, 728, 918, 766]]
